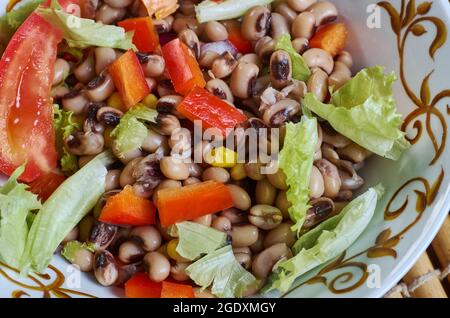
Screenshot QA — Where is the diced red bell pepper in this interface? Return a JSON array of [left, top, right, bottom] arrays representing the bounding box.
[[227, 25, 253, 54], [28, 170, 66, 201], [160, 281, 195, 298], [161, 39, 205, 96], [108, 50, 150, 109], [99, 185, 157, 226], [125, 273, 162, 298], [0, 13, 62, 182], [176, 86, 247, 136], [156, 180, 234, 227], [117, 17, 159, 53]]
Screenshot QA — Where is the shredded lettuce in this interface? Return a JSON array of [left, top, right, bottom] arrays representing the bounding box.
[[279, 116, 318, 233], [264, 185, 384, 293], [0, 165, 42, 268], [275, 34, 311, 81], [53, 105, 80, 175], [195, 0, 274, 23], [174, 222, 227, 261], [186, 245, 258, 298], [111, 104, 158, 159], [303, 66, 410, 160], [20, 152, 114, 274], [0, 0, 44, 51], [61, 241, 95, 263], [35, 4, 136, 50]]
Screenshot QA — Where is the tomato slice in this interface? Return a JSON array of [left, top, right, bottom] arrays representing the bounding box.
[[28, 170, 66, 201], [0, 13, 62, 182]]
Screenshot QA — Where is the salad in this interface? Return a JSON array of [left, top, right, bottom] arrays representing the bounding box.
[[0, 0, 409, 298]]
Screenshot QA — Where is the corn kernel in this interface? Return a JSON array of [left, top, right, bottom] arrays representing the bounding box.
[[142, 94, 158, 109], [206, 146, 238, 168], [107, 92, 124, 110], [231, 163, 247, 181], [167, 239, 189, 262]]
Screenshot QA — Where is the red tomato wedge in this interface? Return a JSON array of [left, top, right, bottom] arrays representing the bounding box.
[[0, 13, 62, 182], [28, 170, 66, 201]]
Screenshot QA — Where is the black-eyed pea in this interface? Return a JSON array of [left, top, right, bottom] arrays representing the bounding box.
[[255, 179, 277, 205], [95, 4, 126, 25], [276, 191, 291, 219], [309, 165, 325, 199], [230, 62, 259, 99], [202, 167, 230, 183], [291, 12, 316, 39], [233, 247, 252, 269], [206, 79, 234, 103], [270, 12, 290, 39], [212, 216, 232, 232], [204, 21, 228, 41], [270, 50, 293, 89], [231, 224, 259, 248], [143, 251, 171, 282], [264, 223, 297, 248], [287, 0, 317, 12], [303, 197, 335, 230], [336, 51, 353, 69], [329, 61, 352, 90], [336, 142, 372, 163], [179, 28, 201, 58], [315, 159, 341, 198], [266, 163, 288, 190], [307, 1, 339, 26], [307, 67, 329, 102], [241, 5, 271, 41], [302, 48, 334, 74], [249, 205, 283, 230], [227, 184, 252, 211], [221, 208, 248, 224], [118, 241, 145, 264], [251, 243, 292, 279], [292, 37, 310, 55], [94, 250, 119, 286]]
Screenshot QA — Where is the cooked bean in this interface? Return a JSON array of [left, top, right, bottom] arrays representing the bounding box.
[[241, 5, 271, 41], [227, 184, 252, 211], [307, 1, 338, 26], [233, 247, 252, 269], [62, 90, 89, 115], [183, 177, 200, 186], [336, 189, 353, 201], [288, 0, 317, 12], [238, 53, 262, 68], [338, 160, 364, 190], [105, 169, 121, 191], [206, 78, 234, 103], [52, 86, 70, 100], [303, 197, 335, 229], [104, 0, 133, 8], [204, 21, 228, 41], [94, 47, 117, 75], [211, 52, 238, 79], [179, 0, 195, 15], [145, 77, 157, 93], [119, 157, 142, 187], [113, 144, 143, 164], [303, 48, 334, 74], [118, 241, 145, 264], [249, 205, 283, 230], [231, 225, 259, 248], [160, 156, 190, 180], [262, 98, 301, 127], [140, 54, 166, 78], [53, 58, 70, 86], [315, 159, 341, 198], [292, 37, 310, 54], [171, 262, 191, 281], [74, 51, 96, 83], [142, 129, 166, 153], [337, 143, 371, 163], [130, 226, 162, 252], [89, 222, 118, 251], [255, 179, 277, 205], [230, 163, 247, 181], [172, 15, 202, 35], [153, 179, 182, 204], [178, 28, 200, 58], [192, 214, 212, 227], [270, 50, 292, 89], [202, 167, 230, 183], [212, 216, 232, 232], [252, 243, 292, 279], [307, 67, 329, 102], [292, 12, 316, 39], [95, 4, 126, 24], [264, 223, 296, 248], [221, 207, 248, 224], [254, 36, 275, 61], [336, 51, 353, 68], [244, 162, 264, 181], [94, 250, 119, 286], [80, 0, 99, 19], [270, 12, 289, 39], [132, 153, 164, 198], [168, 127, 191, 157], [266, 164, 288, 190], [96, 106, 123, 127], [309, 165, 325, 199], [329, 61, 352, 89], [276, 191, 291, 219], [65, 131, 104, 156], [83, 102, 105, 134], [154, 113, 181, 136], [249, 231, 265, 254], [63, 227, 79, 244], [85, 73, 115, 102], [69, 246, 94, 272], [153, 15, 174, 33], [199, 51, 220, 68], [274, 2, 298, 25], [322, 125, 351, 148], [143, 252, 171, 282]]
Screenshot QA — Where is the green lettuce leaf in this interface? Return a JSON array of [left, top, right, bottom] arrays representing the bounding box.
[[174, 222, 227, 261], [186, 245, 258, 298], [264, 185, 384, 293], [275, 34, 311, 81], [61, 240, 95, 263], [35, 5, 135, 50], [20, 152, 114, 274], [195, 0, 274, 23], [111, 104, 158, 159], [279, 116, 318, 233], [53, 105, 80, 175], [0, 0, 44, 52], [302, 66, 410, 160], [0, 165, 42, 268]]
